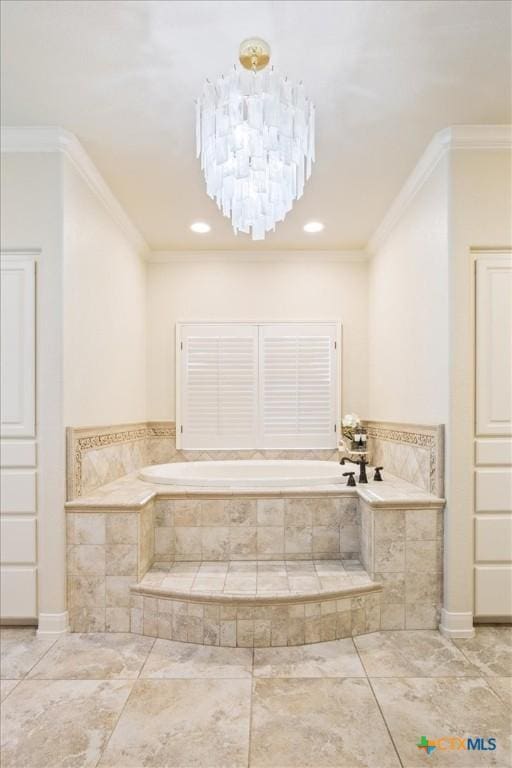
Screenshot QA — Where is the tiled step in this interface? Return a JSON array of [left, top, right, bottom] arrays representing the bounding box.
[[130, 560, 382, 647], [133, 559, 378, 602]]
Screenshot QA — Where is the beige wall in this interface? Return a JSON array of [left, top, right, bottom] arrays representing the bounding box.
[[366, 138, 511, 634], [1, 149, 148, 631], [444, 148, 512, 627], [2, 129, 510, 638], [1, 152, 67, 627], [146, 256, 369, 421], [62, 157, 147, 426], [368, 156, 450, 423]]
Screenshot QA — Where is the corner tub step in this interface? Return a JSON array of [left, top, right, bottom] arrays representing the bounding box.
[[129, 560, 382, 647]]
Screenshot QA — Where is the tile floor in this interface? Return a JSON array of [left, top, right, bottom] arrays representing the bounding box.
[[139, 558, 373, 596], [1, 626, 510, 767]]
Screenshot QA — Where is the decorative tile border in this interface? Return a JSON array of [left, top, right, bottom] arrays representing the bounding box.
[[66, 422, 175, 499], [364, 421, 444, 496]]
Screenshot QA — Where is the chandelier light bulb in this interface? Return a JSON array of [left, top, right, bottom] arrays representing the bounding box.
[[195, 39, 315, 241]]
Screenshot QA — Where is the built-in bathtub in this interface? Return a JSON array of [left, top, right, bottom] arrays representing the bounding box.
[[139, 459, 345, 488], [65, 464, 445, 643]]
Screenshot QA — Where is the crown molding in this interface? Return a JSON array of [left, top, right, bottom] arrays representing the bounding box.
[[368, 124, 512, 254], [447, 124, 512, 150], [148, 249, 369, 263], [4, 124, 508, 261], [1, 126, 148, 255]]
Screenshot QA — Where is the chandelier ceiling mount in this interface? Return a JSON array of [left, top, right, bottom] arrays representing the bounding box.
[[238, 38, 271, 72]]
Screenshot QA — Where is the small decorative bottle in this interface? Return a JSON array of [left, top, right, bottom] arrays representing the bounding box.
[[352, 426, 367, 452]]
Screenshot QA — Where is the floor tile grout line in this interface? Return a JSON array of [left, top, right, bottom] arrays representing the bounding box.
[[10, 672, 507, 681], [15, 632, 61, 680], [483, 676, 512, 708], [253, 674, 369, 680], [132, 636, 157, 680], [355, 674, 493, 680], [350, 636, 369, 679], [9, 673, 503, 682], [447, 629, 511, 677], [92, 674, 141, 767], [366, 681, 405, 768], [0, 679, 20, 702], [451, 638, 486, 669], [353, 639, 404, 768], [11, 675, 177, 682]]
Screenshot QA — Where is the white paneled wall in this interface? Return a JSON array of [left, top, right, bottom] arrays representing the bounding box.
[[0, 252, 37, 620], [474, 252, 512, 619], [1, 254, 35, 436]]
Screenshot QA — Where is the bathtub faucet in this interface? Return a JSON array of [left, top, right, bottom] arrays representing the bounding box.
[[339, 456, 369, 483]]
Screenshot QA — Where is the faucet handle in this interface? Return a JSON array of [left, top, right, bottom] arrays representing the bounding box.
[[374, 466, 384, 481], [343, 471, 356, 487]]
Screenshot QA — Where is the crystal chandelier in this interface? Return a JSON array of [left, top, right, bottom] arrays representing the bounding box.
[[195, 38, 315, 241]]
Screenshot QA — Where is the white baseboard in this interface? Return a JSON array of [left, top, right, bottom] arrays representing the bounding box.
[[439, 608, 475, 639], [37, 611, 69, 636]]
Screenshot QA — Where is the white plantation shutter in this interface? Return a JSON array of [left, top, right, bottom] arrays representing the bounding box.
[[179, 323, 338, 450], [181, 324, 258, 449], [260, 324, 337, 448]]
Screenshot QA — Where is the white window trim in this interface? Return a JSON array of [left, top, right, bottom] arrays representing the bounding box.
[[176, 320, 342, 450]]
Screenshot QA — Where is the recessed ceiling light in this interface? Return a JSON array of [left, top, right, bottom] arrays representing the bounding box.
[[190, 221, 211, 234], [303, 221, 324, 233]]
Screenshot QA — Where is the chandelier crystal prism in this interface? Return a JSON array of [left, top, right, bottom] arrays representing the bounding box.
[[195, 38, 315, 241]]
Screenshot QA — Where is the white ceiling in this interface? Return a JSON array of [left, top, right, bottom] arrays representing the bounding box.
[[1, 0, 510, 251]]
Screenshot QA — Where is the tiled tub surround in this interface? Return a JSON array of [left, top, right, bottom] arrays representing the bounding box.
[[130, 560, 382, 647], [66, 422, 174, 499], [67, 503, 154, 632], [130, 580, 382, 648], [360, 502, 443, 631], [67, 421, 338, 499], [66, 472, 444, 646], [67, 419, 444, 499], [365, 421, 444, 496], [154, 497, 360, 562]]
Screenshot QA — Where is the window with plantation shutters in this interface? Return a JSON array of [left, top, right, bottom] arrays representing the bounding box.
[[259, 324, 337, 448], [180, 324, 258, 450], [178, 322, 338, 450]]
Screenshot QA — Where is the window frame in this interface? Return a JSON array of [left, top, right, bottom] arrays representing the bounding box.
[[176, 320, 342, 450]]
